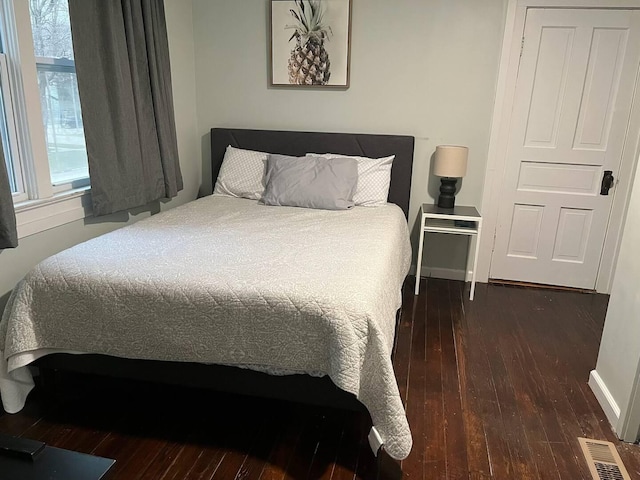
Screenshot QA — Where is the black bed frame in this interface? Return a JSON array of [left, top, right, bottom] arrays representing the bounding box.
[[35, 128, 415, 435]]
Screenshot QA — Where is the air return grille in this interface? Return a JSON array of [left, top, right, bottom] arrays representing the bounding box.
[[578, 437, 631, 480]]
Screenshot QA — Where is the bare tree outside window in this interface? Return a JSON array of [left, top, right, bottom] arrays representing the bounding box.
[[30, 0, 74, 58], [30, 0, 88, 186]]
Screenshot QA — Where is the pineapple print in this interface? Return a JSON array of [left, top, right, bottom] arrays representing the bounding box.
[[286, 0, 332, 85]]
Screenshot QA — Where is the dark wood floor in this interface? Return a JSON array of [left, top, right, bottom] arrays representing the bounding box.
[[1, 278, 639, 479]]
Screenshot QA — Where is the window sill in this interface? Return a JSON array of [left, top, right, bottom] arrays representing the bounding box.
[[15, 187, 92, 238]]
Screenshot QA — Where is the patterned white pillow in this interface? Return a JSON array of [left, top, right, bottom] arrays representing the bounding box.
[[307, 153, 395, 206], [213, 145, 268, 200]]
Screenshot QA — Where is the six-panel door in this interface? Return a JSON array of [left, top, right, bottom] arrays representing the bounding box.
[[490, 8, 640, 289]]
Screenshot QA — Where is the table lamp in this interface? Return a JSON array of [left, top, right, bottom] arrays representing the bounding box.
[[433, 145, 468, 209]]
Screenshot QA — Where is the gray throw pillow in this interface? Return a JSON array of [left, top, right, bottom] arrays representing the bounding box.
[[262, 154, 358, 210]]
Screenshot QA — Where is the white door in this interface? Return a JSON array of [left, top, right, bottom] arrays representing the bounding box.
[[490, 8, 640, 289]]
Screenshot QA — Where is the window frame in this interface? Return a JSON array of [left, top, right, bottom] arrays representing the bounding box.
[[0, 52, 27, 202], [0, 0, 91, 238]]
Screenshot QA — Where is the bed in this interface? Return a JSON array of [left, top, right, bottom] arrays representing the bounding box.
[[0, 128, 415, 461]]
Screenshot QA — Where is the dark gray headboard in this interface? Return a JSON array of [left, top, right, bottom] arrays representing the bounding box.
[[210, 128, 414, 218]]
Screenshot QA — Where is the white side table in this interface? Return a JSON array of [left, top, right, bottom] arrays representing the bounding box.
[[414, 204, 483, 300]]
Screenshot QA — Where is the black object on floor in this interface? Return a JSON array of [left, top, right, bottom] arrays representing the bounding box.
[[0, 433, 45, 460], [0, 440, 115, 480], [453, 219, 476, 228]]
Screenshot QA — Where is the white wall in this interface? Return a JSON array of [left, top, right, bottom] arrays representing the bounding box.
[[0, 0, 200, 309], [192, 0, 507, 276], [591, 159, 640, 441]]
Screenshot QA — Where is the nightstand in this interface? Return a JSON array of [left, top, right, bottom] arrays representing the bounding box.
[[414, 204, 482, 300]]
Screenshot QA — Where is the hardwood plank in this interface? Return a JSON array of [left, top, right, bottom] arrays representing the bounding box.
[[231, 402, 288, 480], [89, 406, 175, 478], [186, 447, 227, 480], [158, 405, 233, 480], [400, 275, 429, 479], [617, 442, 640, 479], [393, 279, 416, 407], [135, 440, 186, 479], [493, 287, 573, 478], [307, 409, 349, 479], [283, 407, 327, 479], [17, 408, 76, 447], [540, 289, 616, 440], [98, 384, 202, 478], [353, 414, 377, 480], [460, 283, 517, 479], [208, 399, 264, 480], [532, 288, 640, 478], [0, 393, 56, 437], [258, 405, 307, 480], [440, 280, 470, 479], [559, 293, 640, 474], [484, 288, 541, 479], [180, 398, 239, 480], [328, 411, 364, 480], [162, 449, 208, 480], [502, 286, 593, 479], [483, 288, 560, 480], [40, 398, 123, 457], [450, 281, 492, 480]]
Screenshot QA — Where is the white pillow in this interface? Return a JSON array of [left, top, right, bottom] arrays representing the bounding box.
[[213, 145, 267, 200], [307, 153, 394, 206]]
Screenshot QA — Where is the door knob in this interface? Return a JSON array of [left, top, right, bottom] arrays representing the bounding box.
[[600, 170, 614, 195]]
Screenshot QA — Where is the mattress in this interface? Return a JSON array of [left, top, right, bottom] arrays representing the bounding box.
[[0, 195, 412, 459]]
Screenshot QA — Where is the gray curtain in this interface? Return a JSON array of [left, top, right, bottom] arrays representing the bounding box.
[[68, 0, 183, 216], [0, 141, 18, 249]]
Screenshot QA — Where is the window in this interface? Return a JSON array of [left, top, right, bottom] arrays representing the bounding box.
[[0, 0, 90, 236], [29, 0, 88, 188]]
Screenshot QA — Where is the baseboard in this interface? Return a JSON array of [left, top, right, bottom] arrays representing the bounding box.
[[410, 265, 471, 282], [589, 369, 621, 429]]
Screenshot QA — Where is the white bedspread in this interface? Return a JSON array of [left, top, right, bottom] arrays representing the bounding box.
[[0, 195, 412, 459]]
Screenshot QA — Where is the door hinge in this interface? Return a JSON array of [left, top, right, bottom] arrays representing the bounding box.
[[520, 36, 525, 57]]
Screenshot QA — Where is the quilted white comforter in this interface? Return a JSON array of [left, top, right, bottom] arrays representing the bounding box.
[[0, 195, 412, 459]]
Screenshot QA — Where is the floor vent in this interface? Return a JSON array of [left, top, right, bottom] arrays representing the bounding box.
[[578, 437, 631, 480]]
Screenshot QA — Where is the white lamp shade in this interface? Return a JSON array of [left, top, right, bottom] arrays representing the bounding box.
[[433, 145, 468, 178]]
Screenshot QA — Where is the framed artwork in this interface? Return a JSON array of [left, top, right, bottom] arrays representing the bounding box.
[[270, 0, 352, 88]]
